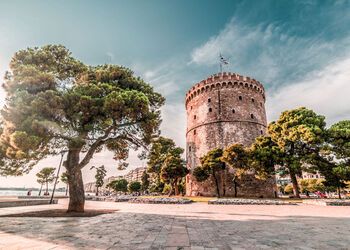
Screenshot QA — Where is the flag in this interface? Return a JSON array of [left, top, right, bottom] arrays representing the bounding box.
[[219, 54, 229, 65]]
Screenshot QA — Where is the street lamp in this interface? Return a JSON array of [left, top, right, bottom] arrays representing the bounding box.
[[50, 150, 67, 204]]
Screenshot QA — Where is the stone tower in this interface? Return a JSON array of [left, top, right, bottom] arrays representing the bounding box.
[[185, 72, 276, 197]]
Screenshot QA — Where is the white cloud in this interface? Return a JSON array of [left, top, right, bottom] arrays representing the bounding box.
[[190, 18, 350, 88], [267, 56, 350, 124], [160, 102, 186, 148]]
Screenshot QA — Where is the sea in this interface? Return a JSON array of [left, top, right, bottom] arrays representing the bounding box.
[[0, 189, 67, 197]]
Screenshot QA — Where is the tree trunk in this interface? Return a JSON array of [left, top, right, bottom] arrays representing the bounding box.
[[168, 182, 173, 197], [96, 186, 99, 196], [38, 183, 43, 196], [65, 184, 68, 196], [289, 169, 300, 198], [338, 187, 341, 199], [67, 169, 85, 212], [233, 176, 238, 198], [174, 179, 179, 196], [213, 172, 220, 198], [66, 148, 85, 213], [46, 182, 49, 195], [222, 170, 226, 197]]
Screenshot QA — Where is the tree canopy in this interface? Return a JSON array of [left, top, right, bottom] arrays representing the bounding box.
[[107, 178, 128, 193], [160, 153, 188, 196], [36, 167, 56, 195], [193, 148, 226, 197], [91, 165, 107, 196], [268, 107, 326, 197], [221, 144, 250, 197], [128, 181, 141, 193], [314, 120, 350, 197], [0, 45, 164, 212], [146, 136, 184, 192]]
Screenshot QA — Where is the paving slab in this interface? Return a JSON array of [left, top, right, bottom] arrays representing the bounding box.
[[0, 200, 349, 249]]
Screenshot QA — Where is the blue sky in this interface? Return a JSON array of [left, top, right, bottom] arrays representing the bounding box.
[[1, 0, 350, 187]]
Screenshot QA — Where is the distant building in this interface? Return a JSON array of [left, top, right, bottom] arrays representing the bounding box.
[[123, 167, 146, 182], [84, 167, 147, 193], [276, 170, 324, 186]]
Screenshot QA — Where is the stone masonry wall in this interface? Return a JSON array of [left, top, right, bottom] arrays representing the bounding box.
[[185, 72, 276, 198]]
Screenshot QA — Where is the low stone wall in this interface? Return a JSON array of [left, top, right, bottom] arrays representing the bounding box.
[[303, 199, 350, 206], [208, 198, 296, 205], [114, 196, 134, 202], [0, 199, 58, 208], [18, 196, 68, 199]]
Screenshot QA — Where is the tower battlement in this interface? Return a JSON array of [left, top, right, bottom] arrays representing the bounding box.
[[185, 72, 265, 108], [185, 72, 276, 198]]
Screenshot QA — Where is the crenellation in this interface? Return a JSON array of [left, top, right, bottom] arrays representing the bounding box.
[[185, 72, 266, 108], [185, 72, 276, 198]]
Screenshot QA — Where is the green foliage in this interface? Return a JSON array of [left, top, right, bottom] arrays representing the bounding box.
[[160, 155, 187, 183], [268, 107, 326, 197], [141, 171, 150, 191], [36, 167, 56, 194], [328, 120, 350, 159], [160, 154, 188, 195], [284, 184, 294, 194], [128, 181, 141, 193], [149, 181, 164, 193], [221, 144, 250, 197], [249, 136, 282, 179], [200, 148, 225, 173], [147, 136, 185, 194], [107, 178, 128, 193], [193, 166, 209, 182], [298, 179, 325, 193], [310, 120, 350, 196], [60, 172, 69, 184], [221, 144, 249, 172], [147, 136, 183, 175], [91, 165, 107, 189], [162, 183, 172, 194], [0, 45, 164, 211], [193, 148, 225, 197], [36, 167, 55, 184], [178, 177, 186, 195]]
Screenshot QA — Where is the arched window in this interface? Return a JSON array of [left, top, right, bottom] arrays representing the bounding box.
[[189, 146, 192, 152], [239, 96, 243, 101], [194, 130, 196, 135], [251, 98, 255, 103], [251, 114, 254, 119], [260, 130, 263, 135], [209, 108, 212, 112], [260, 102, 263, 107], [194, 115, 196, 120], [208, 98, 211, 103], [232, 109, 235, 113]]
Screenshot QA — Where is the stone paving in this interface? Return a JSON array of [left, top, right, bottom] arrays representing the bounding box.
[[0, 199, 350, 249]]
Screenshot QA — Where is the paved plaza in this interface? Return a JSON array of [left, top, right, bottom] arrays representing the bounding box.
[[0, 199, 350, 249]]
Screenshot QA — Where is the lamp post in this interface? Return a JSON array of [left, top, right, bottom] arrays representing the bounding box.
[[50, 150, 67, 204]]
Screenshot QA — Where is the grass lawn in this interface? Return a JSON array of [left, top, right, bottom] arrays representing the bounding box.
[[140, 195, 215, 202], [140, 195, 303, 203]]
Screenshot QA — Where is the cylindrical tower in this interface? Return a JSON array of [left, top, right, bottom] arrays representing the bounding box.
[[185, 72, 276, 197]]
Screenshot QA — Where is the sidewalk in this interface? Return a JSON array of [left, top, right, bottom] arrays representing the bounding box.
[[0, 200, 349, 249]]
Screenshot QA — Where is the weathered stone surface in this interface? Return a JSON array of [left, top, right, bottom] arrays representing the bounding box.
[[185, 72, 277, 197]]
